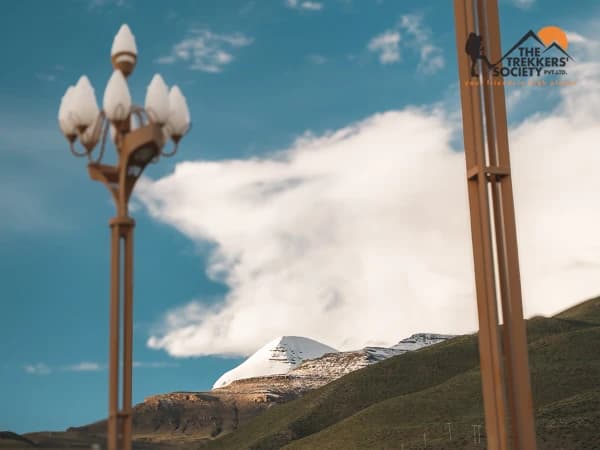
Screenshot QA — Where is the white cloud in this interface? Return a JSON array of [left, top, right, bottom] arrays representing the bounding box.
[[88, 0, 126, 9], [63, 362, 104, 372], [133, 361, 180, 368], [23, 361, 177, 373], [24, 363, 51, 375], [36, 73, 56, 82], [307, 54, 328, 64], [506, 88, 528, 112], [139, 33, 600, 358], [286, 0, 324, 11], [240, 1, 256, 15], [141, 108, 471, 357], [156, 29, 253, 73], [367, 31, 401, 64], [512, 0, 535, 9], [367, 14, 444, 73], [565, 32, 587, 44], [35, 64, 64, 83], [399, 14, 445, 74], [417, 43, 445, 74], [565, 31, 600, 54]]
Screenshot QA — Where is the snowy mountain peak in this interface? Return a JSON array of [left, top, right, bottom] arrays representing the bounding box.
[[391, 333, 456, 352], [212, 336, 338, 389]]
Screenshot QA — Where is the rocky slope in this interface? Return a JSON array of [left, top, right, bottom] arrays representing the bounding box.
[[274, 333, 456, 383]]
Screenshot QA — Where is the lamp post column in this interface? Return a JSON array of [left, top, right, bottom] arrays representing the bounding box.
[[107, 216, 134, 450], [107, 220, 121, 450], [122, 220, 134, 450]]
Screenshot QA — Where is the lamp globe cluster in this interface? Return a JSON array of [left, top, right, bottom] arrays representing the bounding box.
[[58, 24, 190, 161]]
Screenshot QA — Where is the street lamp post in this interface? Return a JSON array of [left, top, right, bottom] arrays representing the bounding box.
[[58, 24, 191, 450]]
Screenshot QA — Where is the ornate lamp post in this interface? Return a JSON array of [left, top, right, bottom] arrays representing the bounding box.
[[58, 24, 191, 450]]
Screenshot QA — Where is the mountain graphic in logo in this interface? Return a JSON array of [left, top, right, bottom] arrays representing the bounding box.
[[493, 26, 574, 66], [466, 25, 574, 78], [495, 30, 546, 63], [541, 42, 574, 60]]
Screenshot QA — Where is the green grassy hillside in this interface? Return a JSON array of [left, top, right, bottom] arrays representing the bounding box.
[[203, 297, 600, 450], [555, 295, 600, 324]]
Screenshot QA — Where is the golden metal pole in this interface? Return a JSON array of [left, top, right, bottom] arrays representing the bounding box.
[[454, 0, 537, 448], [108, 221, 121, 450], [122, 222, 134, 450], [107, 121, 136, 450], [454, 2, 509, 448], [478, 1, 538, 448], [107, 217, 134, 450]]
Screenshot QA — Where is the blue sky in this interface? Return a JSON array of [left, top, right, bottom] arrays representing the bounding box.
[[1, 0, 599, 434]]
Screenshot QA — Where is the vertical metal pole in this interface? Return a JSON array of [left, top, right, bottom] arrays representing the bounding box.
[[453, 2, 509, 449], [454, 1, 537, 449], [122, 223, 135, 450], [478, 1, 538, 448], [108, 222, 121, 450]]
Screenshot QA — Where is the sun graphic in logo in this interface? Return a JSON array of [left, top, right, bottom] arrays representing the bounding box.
[[538, 26, 569, 50]]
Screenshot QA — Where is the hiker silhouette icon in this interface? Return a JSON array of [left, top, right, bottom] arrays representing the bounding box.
[[465, 32, 494, 76]]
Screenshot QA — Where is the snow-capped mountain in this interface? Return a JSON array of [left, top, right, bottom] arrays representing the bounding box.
[[289, 333, 456, 381], [212, 336, 339, 389], [212, 333, 455, 390], [391, 333, 456, 352]]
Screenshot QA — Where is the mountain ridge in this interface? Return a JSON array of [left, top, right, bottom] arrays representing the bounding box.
[[212, 333, 456, 390], [203, 296, 600, 450], [53, 332, 455, 447]]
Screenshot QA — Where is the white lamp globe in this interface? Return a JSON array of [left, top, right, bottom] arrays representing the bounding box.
[[111, 24, 137, 57], [166, 85, 190, 140], [71, 76, 99, 130], [58, 86, 77, 139], [145, 74, 170, 125], [103, 70, 132, 122], [111, 24, 137, 76]]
